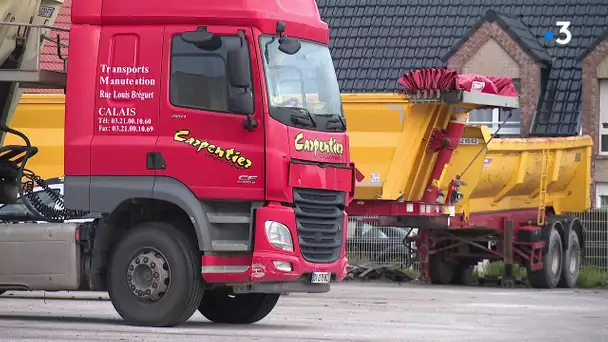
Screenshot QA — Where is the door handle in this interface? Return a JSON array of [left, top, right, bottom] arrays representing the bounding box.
[[146, 152, 166, 170]]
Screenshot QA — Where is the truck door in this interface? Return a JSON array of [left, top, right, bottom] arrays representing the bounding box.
[[90, 27, 163, 209], [156, 26, 265, 201]]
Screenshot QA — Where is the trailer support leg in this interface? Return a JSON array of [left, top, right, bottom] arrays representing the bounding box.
[[502, 220, 515, 288], [419, 228, 431, 284]]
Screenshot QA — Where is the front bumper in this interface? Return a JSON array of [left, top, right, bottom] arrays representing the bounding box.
[[201, 203, 349, 290]]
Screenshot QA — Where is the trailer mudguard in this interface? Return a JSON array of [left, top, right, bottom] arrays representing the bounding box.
[[64, 175, 212, 250]]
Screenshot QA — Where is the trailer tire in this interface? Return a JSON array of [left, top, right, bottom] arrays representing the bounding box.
[[107, 222, 203, 327], [528, 226, 563, 289], [429, 254, 455, 285], [198, 288, 280, 324], [558, 229, 581, 288]]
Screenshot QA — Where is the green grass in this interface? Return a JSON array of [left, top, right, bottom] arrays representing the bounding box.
[[400, 267, 421, 280], [576, 267, 608, 288], [476, 261, 608, 289], [474, 261, 528, 280]]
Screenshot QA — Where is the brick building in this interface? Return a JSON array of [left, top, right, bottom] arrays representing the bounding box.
[[317, 0, 608, 207], [40, 0, 608, 206]]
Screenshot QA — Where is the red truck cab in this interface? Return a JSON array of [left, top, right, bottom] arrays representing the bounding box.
[[57, 0, 353, 326]]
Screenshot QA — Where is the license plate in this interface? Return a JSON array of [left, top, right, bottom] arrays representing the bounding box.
[[311, 272, 331, 284], [38, 6, 55, 18]]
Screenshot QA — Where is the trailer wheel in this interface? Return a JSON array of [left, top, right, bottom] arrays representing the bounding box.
[[199, 288, 280, 324], [107, 222, 203, 327], [528, 225, 563, 289], [558, 229, 581, 288], [429, 254, 455, 285]]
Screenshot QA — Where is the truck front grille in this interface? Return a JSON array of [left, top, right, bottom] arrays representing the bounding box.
[[293, 188, 345, 263]]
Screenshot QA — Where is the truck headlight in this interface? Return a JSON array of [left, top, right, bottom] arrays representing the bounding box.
[[264, 221, 294, 251]]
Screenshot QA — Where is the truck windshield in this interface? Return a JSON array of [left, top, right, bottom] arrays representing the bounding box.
[[260, 35, 345, 132]]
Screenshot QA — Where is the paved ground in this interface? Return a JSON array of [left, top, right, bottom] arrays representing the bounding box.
[[0, 282, 607, 341]]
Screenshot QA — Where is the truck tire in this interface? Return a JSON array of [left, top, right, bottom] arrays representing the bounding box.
[[429, 254, 455, 285], [558, 229, 581, 288], [199, 288, 280, 324], [107, 221, 204, 327], [528, 226, 563, 289]]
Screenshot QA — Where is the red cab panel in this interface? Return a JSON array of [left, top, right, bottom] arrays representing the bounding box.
[[155, 25, 265, 200]]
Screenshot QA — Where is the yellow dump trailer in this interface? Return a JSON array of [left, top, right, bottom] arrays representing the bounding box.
[[343, 90, 591, 290], [441, 125, 592, 220], [3, 94, 65, 180], [343, 92, 514, 203]]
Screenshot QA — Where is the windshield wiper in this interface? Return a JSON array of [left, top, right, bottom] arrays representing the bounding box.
[[337, 115, 346, 129], [284, 107, 316, 128], [299, 108, 316, 128], [324, 113, 346, 130]]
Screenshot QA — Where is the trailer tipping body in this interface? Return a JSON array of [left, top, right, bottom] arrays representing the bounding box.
[[343, 70, 592, 288]]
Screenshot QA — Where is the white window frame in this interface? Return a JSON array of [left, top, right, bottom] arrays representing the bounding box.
[[466, 78, 521, 136], [466, 108, 521, 135], [595, 182, 608, 209], [599, 79, 608, 155]]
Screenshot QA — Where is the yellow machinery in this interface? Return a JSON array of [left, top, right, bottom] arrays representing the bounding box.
[[342, 92, 591, 217], [3, 94, 65, 180], [342, 90, 591, 289], [441, 125, 592, 223]]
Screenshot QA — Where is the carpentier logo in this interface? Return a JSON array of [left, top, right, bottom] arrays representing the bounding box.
[[544, 21, 572, 45], [294, 132, 344, 157]]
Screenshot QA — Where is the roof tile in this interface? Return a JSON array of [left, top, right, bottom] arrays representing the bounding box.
[[318, 0, 608, 136]]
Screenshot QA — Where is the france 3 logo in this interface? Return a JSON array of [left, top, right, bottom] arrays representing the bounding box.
[[544, 21, 572, 46]]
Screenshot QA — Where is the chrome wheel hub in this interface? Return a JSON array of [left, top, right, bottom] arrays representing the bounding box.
[[550, 243, 560, 275], [126, 248, 171, 301], [569, 247, 579, 274]]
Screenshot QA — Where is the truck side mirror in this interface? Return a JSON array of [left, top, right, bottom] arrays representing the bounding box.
[[276, 21, 301, 55], [231, 91, 257, 131], [278, 38, 301, 55], [229, 92, 254, 115], [228, 30, 257, 131], [227, 47, 251, 88], [181, 27, 222, 51]]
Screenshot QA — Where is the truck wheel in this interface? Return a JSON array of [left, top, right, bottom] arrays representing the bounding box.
[[429, 254, 454, 285], [528, 226, 563, 289], [107, 222, 203, 327], [558, 229, 581, 288], [199, 288, 280, 324]]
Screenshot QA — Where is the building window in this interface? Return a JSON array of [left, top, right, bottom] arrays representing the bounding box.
[[599, 79, 608, 154], [596, 182, 608, 208], [169, 34, 250, 114], [467, 79, 521, 136], [601, 196, 608, 208]]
